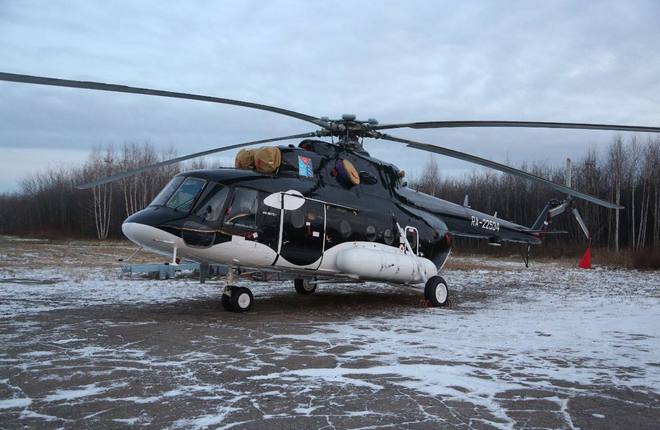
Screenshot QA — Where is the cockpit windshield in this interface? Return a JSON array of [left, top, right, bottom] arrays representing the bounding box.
[[165, 177, 207, 212], [150, 177, 184, 207]]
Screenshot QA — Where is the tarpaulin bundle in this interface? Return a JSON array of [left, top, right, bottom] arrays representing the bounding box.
[[235, 148, 255, 170], [235, 147, 282, 173], [254, 147, 282, 173], [335, 159, 360, 186]]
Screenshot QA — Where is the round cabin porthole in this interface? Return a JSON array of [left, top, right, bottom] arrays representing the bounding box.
[[383, 228, 394, 245], [366, 225, 377, 241], [340, 220, 351, 238], [290, 210, 305, 229]]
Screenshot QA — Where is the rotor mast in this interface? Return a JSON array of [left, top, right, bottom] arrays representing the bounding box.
[[320, 114, 381, 149]]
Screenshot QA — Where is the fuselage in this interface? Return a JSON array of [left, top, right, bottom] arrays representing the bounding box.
[[123, 140, 541, 284]]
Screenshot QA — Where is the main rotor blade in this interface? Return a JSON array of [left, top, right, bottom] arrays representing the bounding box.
[[0, 72, 330, 129], [372, 120, 660, 134], [380, 133, 622, 209], [76, 132, 318, 189]]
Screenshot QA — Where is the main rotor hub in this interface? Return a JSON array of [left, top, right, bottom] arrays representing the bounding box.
[[316, 115, 383, 149]]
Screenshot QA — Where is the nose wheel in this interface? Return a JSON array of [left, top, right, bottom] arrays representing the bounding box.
[[220, 267, 254, 313], [424, 275, 449, 307], [222, 285, 254, 312]]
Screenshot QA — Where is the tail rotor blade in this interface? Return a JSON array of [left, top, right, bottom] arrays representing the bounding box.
[[572, 208, 590, 239]]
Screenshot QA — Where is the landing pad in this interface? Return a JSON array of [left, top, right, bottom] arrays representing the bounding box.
[[0, 238, 658, 429]]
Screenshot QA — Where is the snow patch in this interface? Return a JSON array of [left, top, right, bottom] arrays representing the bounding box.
[[44, 382, 128, 402], [0, 398, 32, 409]]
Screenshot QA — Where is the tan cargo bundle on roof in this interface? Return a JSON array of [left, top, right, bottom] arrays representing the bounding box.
[[235, 146, 282, 173], [235, 148, 256, 170], [343, 159, 360, 185], [335, 158, 360, 186], [254, 146, 282, 173]]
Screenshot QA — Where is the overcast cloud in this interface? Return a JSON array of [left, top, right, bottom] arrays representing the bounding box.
[[1, 0, 659, 192]]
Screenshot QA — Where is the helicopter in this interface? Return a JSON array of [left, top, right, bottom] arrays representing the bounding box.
[[2, 72, 659, 313]]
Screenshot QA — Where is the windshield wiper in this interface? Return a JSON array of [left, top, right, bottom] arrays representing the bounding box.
[[171, 196, 196, 212]]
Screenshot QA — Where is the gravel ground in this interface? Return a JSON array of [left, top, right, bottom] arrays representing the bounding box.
[[0, 237, 658, 429]]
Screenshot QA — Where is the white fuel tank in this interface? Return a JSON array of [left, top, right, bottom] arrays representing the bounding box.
[[335, 246, 437, 283]]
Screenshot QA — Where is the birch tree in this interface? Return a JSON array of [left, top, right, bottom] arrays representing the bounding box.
[[88, 147, 115, 241]]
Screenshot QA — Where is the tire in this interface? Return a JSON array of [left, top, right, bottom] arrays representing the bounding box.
[[424, 276, 449, 307], [221, 288, 233, 311], [230, 286, 253, 312], [294, 278, 316, 295]]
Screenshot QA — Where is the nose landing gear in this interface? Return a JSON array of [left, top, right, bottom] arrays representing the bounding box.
[[221, 267, 254, 313], [221, 285, 254, 312]]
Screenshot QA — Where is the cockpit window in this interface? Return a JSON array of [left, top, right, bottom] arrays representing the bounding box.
[[224, 187, 258, 229], [151, 177, 184, 206], [195, 185, 229, 223], [165, 177, 207, 212]]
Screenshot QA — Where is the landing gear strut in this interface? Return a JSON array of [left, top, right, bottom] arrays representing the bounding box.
[[294, 278, 316, 295], [424, 275, 449, 307], [221, 267, 254, 312]]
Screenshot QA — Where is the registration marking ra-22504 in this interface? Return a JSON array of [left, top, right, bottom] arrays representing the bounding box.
[[470, 216, 500, 232]]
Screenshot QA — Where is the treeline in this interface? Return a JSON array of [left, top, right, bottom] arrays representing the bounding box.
[[1, 137, 659, 255], [0, 142, 194, 239], [412, 136, 660, 254]]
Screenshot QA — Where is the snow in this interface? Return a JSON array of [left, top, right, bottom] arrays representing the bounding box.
[[44, 382, 128, 402], [251, 262, 660, 428], [0, 248, 658, 428], [113, 417, 140, 425], [170, 408, 241, 430], [0, 266, 221, 319], [0, 398, 32, 409]]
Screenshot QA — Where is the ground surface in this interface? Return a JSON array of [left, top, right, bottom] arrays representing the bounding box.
[[0, 236, 658, 429]]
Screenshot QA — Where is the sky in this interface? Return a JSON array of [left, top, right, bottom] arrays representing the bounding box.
[[1, 0, 659, 192]]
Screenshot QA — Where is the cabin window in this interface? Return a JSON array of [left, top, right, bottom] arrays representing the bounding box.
[[151, 176, 184, 206], [339, 220, 351, 238], [290, 210, 305, 229], [383, 228, 394, 245], [366, 225, 377, 241], [359, 171, 378, 185], [224, 187, 258, 229], [165, 177, 206, 212], [195, 185, 229, 223]]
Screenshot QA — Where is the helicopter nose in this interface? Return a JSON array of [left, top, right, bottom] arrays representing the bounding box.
[[122, 221, 181, 253], [122, 222, 151, 247]]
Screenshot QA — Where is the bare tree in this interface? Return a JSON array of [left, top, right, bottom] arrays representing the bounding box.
[[607, 136, 625, 252], [417, 156, 441, 196], [87, 146, 115, 241], [119, 141, 160, 216]]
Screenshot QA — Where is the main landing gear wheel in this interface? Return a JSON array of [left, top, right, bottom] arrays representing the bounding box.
[[221, 288, 232, 311], [222, 286, 254, 312], [294, 278, 316, 295], [424, 276, 449, 307]]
